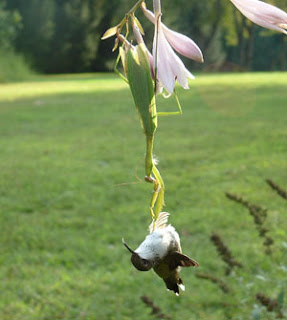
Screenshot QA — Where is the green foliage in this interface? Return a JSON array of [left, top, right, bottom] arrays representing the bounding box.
[[0, 73, 287, 319], [2, 0, 287, 72], [5, 0, 120, 73], [0, 50, 34, 83], [0, 3, 34, 82], [48, 0, 100, 73], [0, 2, 22, 50], [6, 0, 56, 71], [222, 3, 238, 46]]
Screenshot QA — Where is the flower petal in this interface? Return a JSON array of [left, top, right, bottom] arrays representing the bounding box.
[[162, 25, 204, 63], [230, 0, 287, 34], [154, 24, 176, 93], [141, 3, 203, 62], [154, 22, 194, 93]]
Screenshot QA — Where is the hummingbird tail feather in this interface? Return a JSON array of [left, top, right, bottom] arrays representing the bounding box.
[[178, 279, 185, 291], [148, 212, 170, 233], [164, 276, 184, 295]]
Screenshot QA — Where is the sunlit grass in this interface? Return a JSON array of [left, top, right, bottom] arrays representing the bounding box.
[[1, 72, 286, 101], [0, 72, 287, 320], [0, 73, 128, 101]]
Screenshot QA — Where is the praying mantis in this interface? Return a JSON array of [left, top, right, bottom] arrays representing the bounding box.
[[115, 31, 182, 229], [102, 1, 183, 229]]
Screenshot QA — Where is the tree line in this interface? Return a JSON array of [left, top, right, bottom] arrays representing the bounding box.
[[1, 0, 286, 74]]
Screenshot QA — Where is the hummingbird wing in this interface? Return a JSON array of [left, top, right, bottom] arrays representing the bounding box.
[[148, 212, 170, 233], [168, 251, 199, 269]]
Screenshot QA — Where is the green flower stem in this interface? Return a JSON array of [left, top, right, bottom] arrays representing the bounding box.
[[118, 0, 145, 30]]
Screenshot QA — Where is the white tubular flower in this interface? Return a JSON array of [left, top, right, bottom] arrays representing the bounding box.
[[140, 0, 203, 94], [141, 2, 203, 63], [154, 20, 195, 94], [162, 26, 204, 63], [230, 0, 287, 34]]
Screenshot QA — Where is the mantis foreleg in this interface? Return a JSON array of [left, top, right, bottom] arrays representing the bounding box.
[[156, 89, 182, 116], [114, 51, 129, 84]]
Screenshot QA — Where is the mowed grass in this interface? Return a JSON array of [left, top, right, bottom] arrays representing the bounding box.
[[0, 72, 287, 320]]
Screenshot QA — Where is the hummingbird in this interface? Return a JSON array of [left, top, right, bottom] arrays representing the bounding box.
[[122, 212, 199, 295]]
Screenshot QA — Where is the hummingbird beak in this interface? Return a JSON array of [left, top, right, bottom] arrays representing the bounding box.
[[122, 238, 135, 254]]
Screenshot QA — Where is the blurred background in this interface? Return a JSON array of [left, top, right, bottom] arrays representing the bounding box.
[[1, 0, 287, 82]]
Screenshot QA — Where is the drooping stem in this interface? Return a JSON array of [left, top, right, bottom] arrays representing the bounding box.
[[128, 0, 146, 18], [118, 0, 145, 30], [153, 0, 161, 16]]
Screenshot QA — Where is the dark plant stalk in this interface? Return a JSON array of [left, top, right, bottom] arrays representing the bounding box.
[[256, 293, 284, 319], [266, 179, 287, 201], [195, 272, 230, 293], [210, 233, 243, 275], [225, 192, 273, 254], [225, 192, 267, 224], [141, 296, 171, 319]]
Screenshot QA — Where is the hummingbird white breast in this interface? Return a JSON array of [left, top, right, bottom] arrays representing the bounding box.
[[135, 225, 181, 262]]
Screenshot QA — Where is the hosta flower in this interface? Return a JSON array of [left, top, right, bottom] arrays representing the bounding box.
[[141, 3, 203, 63], [154, 21, 195, 94], [141, 1, 203, 94], [230, 0, 287, 34]]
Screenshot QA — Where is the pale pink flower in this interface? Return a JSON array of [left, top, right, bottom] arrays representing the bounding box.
[[154, 20, 195, 94], [230, 0, 287, 34], [141, 1, 203, 94], [141, 3, 203, 63]]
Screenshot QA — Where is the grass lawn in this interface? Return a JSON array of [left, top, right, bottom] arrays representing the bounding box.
[[0, 72, 287, 320]]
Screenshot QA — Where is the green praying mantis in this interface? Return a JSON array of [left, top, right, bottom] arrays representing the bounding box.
[[102, 5, 183, 229], [118, 42, 182, 229]]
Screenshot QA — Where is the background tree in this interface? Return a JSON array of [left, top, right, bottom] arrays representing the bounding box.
[[0, 1, 22, 50], [2, 0, 286, 73]]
